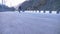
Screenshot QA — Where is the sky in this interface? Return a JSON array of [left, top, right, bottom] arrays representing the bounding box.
[[0, 0, 26, 7]]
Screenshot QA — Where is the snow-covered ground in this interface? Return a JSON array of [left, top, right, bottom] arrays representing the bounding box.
[[0, 11, 60, 34]]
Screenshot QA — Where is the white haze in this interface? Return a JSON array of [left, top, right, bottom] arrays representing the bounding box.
[[0, 0, 27, 7]]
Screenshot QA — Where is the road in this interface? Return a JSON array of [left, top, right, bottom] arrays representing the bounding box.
[[0, 11, 60, 34]]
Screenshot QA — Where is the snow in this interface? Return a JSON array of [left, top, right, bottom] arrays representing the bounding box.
[[0, 11, 60, 34]]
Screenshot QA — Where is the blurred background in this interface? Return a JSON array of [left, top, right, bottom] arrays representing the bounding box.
[[0, 0, 60, 13]]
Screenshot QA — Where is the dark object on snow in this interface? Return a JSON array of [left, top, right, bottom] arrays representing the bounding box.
[[18, 6, 25, 13], [18, 6, 21, 13]]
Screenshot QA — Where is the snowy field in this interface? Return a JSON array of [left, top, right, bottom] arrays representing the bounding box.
[[0, 11, 60, 34]]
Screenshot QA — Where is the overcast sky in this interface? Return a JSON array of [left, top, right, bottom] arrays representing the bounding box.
[[0, 0, 26, 7]]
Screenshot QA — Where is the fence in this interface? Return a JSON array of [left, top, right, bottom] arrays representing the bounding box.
[[20, 10, 60, 14]]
